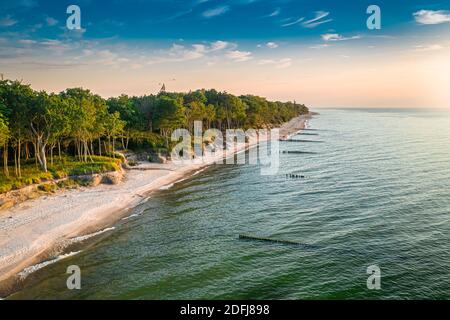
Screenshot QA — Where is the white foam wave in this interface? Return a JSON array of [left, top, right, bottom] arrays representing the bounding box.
[[17, 251, 82, 280], [192, 167, 207, 176], [122, 213, 142, 220], [69, 227, 115, 243], [159, 183, 174, 190]]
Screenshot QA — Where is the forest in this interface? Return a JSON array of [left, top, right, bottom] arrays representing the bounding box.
[[0, 79, 308, 192]]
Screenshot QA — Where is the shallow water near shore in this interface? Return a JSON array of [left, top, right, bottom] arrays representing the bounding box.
[[8, 108, 450, 299]]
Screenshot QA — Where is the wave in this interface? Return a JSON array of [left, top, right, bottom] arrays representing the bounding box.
[[192, 167, 207, 176], [122, 212, 142, 220], [69, 227, 116, 243], [17, 251, 82, 280], [159, 167, 209, 191], [159, 183, 174, 190]]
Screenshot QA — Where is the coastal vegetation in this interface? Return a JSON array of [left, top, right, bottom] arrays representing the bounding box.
[[0, 78, 308, 194]]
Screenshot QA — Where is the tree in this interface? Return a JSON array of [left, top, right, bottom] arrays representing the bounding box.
[[132, 95, 157, 132], [153, 96, 186, 148], [0, 112, 9, 177], [103, 111, 125, 156], [29, 92, 64, 172], [0, 80, 35, 176], [205, 104, 216, 129], [217, 93, 246, 129], [61, 88, 108, 162], [47, 95, 72, 165], [107, 94, 144, 149], [185, 100, 207, 132]]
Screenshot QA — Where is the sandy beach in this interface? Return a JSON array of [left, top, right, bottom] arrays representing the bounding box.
[[0, 114, 310, 294]]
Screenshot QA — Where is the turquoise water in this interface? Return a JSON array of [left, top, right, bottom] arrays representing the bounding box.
[[9, 108, 450, 299]]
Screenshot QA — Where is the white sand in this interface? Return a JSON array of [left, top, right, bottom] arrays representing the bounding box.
[[0, 115, 309, 287]]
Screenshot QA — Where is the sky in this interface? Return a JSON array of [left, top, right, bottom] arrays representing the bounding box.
[[0, 0, 450, 108]]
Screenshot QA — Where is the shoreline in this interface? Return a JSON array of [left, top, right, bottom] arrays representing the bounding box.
[[0, 114, 311, 296]]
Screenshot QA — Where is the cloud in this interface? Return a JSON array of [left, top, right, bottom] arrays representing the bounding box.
[[266, 42, 278, 49], [210, 40, 231, 51], [203, 6, 230, 18], [281, 11, 332, 28], [302, 11, 333, 28], [46, 17, 59, 26], [61, 27, 87, 40], [268, 8, 281, 17], [18, 39, 37, 45], [160, 9, 193, 22], [39, 39, 73, 54], [414, 44, 443, 51], [321, 33, 361, 41], [309, 44, 330, 49], [148, 41, 233, 65], [413, 10, 450, 25], [281, 17, 305, 27], [258, 58, 292, 68], [167, 44, 205, 61], [0, 15, 18, 27], [226, 50, 253, 62]]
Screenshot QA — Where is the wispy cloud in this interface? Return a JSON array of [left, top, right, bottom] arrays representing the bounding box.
[[413, 10, 450, 25], [281, 17, 305, 27], [268, 8, 281, 17], [281, 11, 332, 28], [203, 6, 230, 18], [258, 58, 292, 68], [0, 35, 240, 71], [0, 15, 18, 27], [302, 11, 332, 28], [321, 33, 361, 41], [210, 40, 231, 51], [266, 42, 278, 49], [61, 27, 87, 40], [226, 50, 253, 62], [18, 39, 37, 45], [414, 44, 443, 51], [162, 9, 193, 22], [309, 44, 330, 49], [149, 41, 234, 64]]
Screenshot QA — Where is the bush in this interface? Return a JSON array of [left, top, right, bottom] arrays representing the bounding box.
[[38, 183, 57, 193], [56, 179, 78, 189], [1, 156, 123, 194], [0, 184, 12, 193], [32, 177, 41, 184], [12, 181, 24, 190], [128, 160, 138, 167]]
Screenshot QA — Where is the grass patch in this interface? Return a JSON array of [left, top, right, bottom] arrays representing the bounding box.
[[0, 156, 122, 194], [37, 183, 57, 193]]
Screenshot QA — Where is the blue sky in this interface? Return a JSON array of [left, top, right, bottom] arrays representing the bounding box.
[[2, 0, 449, 41], [1, 0, 450, 107]]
